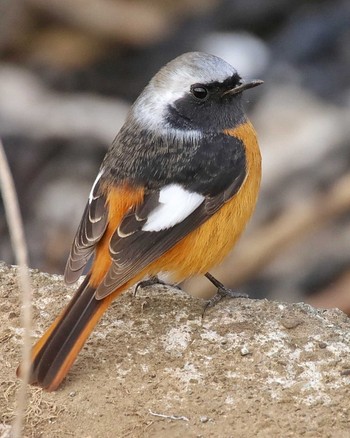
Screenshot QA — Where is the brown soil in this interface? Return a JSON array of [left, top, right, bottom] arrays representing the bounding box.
[[1, 263, 350, 437]]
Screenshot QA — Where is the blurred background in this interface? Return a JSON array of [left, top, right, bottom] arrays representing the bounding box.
[[0, 0, 349, 313]]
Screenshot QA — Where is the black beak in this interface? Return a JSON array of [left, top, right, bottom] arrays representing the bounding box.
[[224, 79, 264, 96]]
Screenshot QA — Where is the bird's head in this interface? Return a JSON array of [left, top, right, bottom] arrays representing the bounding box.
[[132, 52, 263, 135]]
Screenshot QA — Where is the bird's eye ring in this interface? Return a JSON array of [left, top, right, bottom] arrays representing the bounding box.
[[191, 85, 208, 100]]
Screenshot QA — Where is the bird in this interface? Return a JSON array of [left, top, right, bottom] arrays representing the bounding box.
[[18, 52, 263, 391]]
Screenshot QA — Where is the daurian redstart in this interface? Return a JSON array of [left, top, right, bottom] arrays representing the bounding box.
[[19, 52, 263, 391]]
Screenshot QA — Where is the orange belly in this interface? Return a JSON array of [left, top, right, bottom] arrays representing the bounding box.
[[90, 120, 261, 290], [147, 121, 261, 281]]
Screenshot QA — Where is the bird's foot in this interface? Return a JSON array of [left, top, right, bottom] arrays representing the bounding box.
[[133, 276, 165, 296], [134, 276, 182, 296], [203, 272, 248, 317]]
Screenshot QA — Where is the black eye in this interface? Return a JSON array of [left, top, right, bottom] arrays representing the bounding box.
[[191, 85, 208, 100]]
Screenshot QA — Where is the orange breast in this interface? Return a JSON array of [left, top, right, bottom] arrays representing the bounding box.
[[146, 120, 262, 281]]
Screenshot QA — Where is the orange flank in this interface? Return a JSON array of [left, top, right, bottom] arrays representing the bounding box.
[[89, 185, 144, 287]]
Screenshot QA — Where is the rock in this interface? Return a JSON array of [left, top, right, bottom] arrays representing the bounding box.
[[1, 263, 350, 437]]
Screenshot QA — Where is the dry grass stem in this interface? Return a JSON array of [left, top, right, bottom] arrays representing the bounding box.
[[0, 140, 33, 438]]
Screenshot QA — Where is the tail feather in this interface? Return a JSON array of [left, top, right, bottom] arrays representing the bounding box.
[[18, 275, 114, 391]]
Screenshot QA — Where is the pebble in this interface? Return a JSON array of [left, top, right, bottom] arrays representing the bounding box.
[[280, 318, 303, 330], [240, 346, 250, 356]]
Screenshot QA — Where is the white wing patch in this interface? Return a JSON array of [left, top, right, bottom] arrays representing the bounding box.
[[142, 184, 204, 232]]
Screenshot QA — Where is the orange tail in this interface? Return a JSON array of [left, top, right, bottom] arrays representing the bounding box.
[[18, 275, 115, 391]]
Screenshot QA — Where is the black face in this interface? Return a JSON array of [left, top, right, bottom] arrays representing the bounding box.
[[165, 73, 247, 132]]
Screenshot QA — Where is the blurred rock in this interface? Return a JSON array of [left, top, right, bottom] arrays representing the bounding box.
[[25, 0, 173, 46], [1, 136, 108, 272], [198, 31, 270, 78], [0, 65, 129, 142], [214, 0, 297, 29], [270, 0, 350, 103], [253, 84, 350, 216]]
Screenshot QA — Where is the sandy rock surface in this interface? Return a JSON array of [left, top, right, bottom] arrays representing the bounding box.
[[1, 262, 350, 437]]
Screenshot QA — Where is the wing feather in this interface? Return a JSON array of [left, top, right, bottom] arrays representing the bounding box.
[[64, 176, 108, 284]]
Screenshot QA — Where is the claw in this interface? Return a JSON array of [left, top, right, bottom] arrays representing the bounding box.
[[133, 276, 164, 297]]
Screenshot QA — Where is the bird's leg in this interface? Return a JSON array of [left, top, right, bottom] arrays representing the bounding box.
[[203, 272, 248, 314]]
